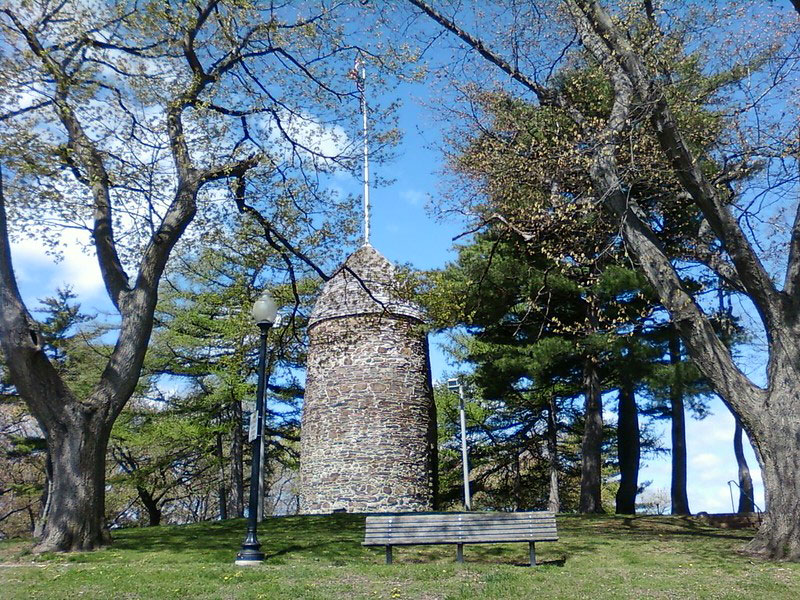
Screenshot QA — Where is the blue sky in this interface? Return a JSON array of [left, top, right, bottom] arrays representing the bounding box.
[[8, 57, 765, 518]]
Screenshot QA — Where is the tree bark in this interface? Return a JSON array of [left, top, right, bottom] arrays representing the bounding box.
[[33, 451, 52, 540], [746, 398, 800, 559], [215, 431, 228, 520], [136, 486, 162, 527], [232, 400, 245, 518], [580, 356, 604, 513], [512, 452, 522, 511], [733, 415, 755, 514], [668, 328, 690, 515], [547, 394, 560, 513], [36, 412, 113, 551], [615, 380, 640, 514]]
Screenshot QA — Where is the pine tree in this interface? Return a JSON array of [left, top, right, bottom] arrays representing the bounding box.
[[424, 231, 668, 513]]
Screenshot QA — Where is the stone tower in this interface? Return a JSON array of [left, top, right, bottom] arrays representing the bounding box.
[[299, 244, 437, 513]]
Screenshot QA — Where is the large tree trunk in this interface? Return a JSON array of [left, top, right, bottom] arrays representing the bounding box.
[[35, 411, 112, 552], [0, 5, 269, 553], [615, 381, 640, 514], [563, 0, 800, 557], [136, 486, 162, 527], [215, 431, 228, 520], [580, 356, 604, 513], [231, 400, 245, 518], [668, 329, 690, 515], [33, 451, 52, 539], [745, 389, 800, 560], [733, 415, 755, 514], [547, 395, 560, 513], [1, 176, 194, 551]]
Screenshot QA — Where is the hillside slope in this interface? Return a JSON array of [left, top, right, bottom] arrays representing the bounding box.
[[1, 514, 798, 599]]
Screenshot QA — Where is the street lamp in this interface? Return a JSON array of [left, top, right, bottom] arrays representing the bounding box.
[[235, 291, 279, 566], [446, 377, 472, 511]]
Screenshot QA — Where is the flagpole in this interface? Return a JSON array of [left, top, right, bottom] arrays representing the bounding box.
[[358, 57, 370, 246]]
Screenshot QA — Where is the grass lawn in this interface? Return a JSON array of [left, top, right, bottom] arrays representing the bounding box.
[[1, 514, 798, 599]]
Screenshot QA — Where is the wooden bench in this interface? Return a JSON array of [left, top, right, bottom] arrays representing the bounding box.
[[363, 511, 558, 566]]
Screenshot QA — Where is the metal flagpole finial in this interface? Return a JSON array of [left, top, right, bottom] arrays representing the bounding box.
[[348, 53, 370, 247]]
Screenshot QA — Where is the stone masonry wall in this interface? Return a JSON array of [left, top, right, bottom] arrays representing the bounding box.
[[299, 314, 437, 513]]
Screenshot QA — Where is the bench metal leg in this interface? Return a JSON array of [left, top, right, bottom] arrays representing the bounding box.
[[386, 545, 392, 565], [456, 543, 464, 563], [529, 542, 536, 567]]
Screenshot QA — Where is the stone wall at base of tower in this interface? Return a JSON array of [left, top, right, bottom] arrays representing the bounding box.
[[299, 314, 437, 513]]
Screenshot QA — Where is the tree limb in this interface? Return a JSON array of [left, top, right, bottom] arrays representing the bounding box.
[[0, 165, 75, 426], [0, 100, 55, 122], [406, 0, 551, 104], [232, 175, 330, 283], [567, 0, 782, 331], [2, 8, 131, 309], [565, 1, 765, 417]]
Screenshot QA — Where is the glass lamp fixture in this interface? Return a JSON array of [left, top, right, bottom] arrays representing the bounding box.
[[251, 292, 278, 326]]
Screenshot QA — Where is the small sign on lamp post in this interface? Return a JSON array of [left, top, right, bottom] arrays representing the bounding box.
[[248, 412, 258, 443]]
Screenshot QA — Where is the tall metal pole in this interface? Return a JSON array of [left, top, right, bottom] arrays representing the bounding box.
[[356, 56, 370, 246], [235, 322, 271, 565], [257, 409, 266, 522], [257, 350, 273, 523], [458, 384, 472, 511]]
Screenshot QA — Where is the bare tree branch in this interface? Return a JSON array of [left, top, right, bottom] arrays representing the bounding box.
[[567, 0, 783, 329], [406, 0, 551, 103], [564, 0, 765, 414], [232, 176, 330, 283], [0, 164, 75, 427], [2, 8, 131, 308], [0, 100, 55, 121]]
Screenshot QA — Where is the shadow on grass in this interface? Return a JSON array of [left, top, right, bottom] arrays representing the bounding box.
[[28, 512, 760, 570], [109, 514, 370, 563], [551, 514, 759, 567], [559, 514, 754, 541], [504, 558, 567, 568]]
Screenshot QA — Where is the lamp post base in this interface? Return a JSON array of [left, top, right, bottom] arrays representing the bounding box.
[[235, 535, 264, 565], [235, 549, 265, 566]]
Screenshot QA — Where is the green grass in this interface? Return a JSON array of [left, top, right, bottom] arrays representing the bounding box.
[[1, 514, 798, 599]]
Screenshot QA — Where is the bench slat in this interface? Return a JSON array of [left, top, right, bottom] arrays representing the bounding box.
[[364, 523, 558, 532], [364, 529, 558, 539], [366, 513, 554, 524], [364, 526, 558, 536], [364, 535, 558, 546], [366, 519, 555, 527], [364, 530, 558, 541]]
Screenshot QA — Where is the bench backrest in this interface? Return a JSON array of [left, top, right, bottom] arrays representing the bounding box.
[[363, 511, 557, 546]]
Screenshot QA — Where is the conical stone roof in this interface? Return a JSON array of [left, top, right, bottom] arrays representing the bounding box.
[[309, 244, 424, 327]]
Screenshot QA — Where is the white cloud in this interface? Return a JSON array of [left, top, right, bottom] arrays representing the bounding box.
[[256, 109, 351, 169], [691, 452, 722, 476], [12, 233, 107, 310], [687, 408, 736, 444], [400, 189, 426, 206]]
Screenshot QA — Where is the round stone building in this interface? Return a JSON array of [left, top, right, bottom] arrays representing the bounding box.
[[299, 244, 437, 513]]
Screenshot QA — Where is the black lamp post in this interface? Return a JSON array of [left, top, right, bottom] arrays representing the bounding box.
[[235, 291, 278, 566]]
